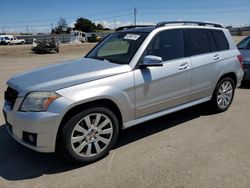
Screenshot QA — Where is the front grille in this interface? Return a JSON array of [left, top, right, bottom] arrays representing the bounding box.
[[4, 87, 18, 109]]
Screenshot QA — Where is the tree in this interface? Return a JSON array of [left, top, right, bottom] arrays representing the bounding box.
[[96, 23, 104, 30], [73, 17, 96, 32], [52, 17, 70, 34]]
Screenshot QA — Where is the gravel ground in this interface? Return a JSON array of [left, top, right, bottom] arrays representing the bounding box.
[[0, 38, 250, 188]]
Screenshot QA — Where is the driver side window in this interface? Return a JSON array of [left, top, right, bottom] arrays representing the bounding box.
[[145, 29, 184, 62]]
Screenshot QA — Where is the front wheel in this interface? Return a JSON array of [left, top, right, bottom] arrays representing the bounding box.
[[60, 107, 119, 164], [210, 77, 235, 112]]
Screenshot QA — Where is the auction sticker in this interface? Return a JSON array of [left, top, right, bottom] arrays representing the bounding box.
[[124, 34, 140, 40]]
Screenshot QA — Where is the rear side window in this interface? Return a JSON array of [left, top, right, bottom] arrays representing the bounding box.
[[184, 29, 210, 56], [145, 29, 184, 61], [211, 30, 229, 51]]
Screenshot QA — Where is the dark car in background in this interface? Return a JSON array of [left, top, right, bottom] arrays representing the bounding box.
[[237, 36, 250, 81], [87, 34, 102, 42]]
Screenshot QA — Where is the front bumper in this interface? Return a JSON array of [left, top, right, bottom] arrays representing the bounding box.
[[2, 96, 73, 153], [243, 67, 250, 81]]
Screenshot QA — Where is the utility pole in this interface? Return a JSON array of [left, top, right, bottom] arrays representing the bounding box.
[[26, 25, 29, 34], [30, 25, 33, 34], [1, 25, 5, 34], [50, 23, 53, 32], [134, 8, 137, 26]]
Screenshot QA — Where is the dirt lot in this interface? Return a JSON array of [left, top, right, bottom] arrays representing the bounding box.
[[0, 38, 250, 188]]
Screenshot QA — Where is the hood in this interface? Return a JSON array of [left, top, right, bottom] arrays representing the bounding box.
[[7, 58, 131, 96], [240, 50, 250, 62]]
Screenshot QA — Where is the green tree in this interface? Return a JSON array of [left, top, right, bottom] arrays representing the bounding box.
[[74, 17, 96, 32], [96, 23, 104, 30]]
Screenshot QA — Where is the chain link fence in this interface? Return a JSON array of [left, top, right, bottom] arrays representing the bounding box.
[[15, 32, 111, 44]]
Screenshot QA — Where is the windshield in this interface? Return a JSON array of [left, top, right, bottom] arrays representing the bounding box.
[[237, 37, 250, 49], [86, 32, 148, 64]]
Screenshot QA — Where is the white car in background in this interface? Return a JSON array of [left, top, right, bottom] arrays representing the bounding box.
[[1, 35, 25, 45]]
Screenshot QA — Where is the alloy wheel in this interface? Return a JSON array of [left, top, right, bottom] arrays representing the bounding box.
[[216, 81, 233, 109], [70, 113, 113, 157]]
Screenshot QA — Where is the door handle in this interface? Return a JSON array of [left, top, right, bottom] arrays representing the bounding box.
[[213, 54, 221, 61], [179, 63, 189, 70]]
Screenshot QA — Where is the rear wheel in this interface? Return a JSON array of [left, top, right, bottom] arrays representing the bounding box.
[[60, 107, 119, 164], [210, 77, 235, 112]]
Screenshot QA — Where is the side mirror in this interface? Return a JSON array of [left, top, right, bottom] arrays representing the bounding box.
[[139, 55, 163, 69]]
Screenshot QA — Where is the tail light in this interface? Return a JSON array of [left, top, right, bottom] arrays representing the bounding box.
[[237, 55, 243, 69]]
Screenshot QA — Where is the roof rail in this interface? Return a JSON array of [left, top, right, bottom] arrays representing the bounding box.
[[156, 21, 223, 28], [115, 25, 154, 31]]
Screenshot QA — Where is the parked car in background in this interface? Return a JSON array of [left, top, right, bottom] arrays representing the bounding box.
[[237, 36, 250, 81], [3, 21, 244, 164], [1, 35, 25, 45], [87, 33, 102, 42], [0, 36, 3, 44]]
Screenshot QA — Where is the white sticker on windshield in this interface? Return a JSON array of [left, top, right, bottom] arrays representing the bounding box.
[[124, 34, 140, 40]]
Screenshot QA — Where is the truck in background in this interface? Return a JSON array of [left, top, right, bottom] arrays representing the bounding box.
[[0, 35, 25, 45]]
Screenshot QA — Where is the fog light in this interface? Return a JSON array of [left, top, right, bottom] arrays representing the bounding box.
[[23, 131, 37, 146], [28, 135, 35, 142]]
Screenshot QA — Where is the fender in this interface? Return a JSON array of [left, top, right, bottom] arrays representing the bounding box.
[[56, 72, 136, 124]]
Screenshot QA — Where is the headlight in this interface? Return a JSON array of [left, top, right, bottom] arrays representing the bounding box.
[[20, 92, 60, 112]]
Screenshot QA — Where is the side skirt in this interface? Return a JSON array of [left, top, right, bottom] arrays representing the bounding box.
[[122, 96, 211, 129]]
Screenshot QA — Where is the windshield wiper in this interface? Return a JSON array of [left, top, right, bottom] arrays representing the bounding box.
[[88, 56, 122, 64]]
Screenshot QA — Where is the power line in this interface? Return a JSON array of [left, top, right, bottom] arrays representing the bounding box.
[[138, 3, 250, 10], [139, 9, 250, 15], [0, 8, 132, 24], [1, 13, 132, 30]]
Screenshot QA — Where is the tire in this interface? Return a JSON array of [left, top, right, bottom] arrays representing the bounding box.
[[209, 77, 235, 112], [60, 107, 119, 164]]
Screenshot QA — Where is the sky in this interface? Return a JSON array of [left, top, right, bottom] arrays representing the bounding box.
[[0, 0, 250, 33]]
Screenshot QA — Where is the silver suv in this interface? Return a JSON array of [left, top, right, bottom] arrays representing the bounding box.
[[3, 21, 244, 164]]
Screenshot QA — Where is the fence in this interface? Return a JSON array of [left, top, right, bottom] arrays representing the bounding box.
[[15, 32, 111, 44], [229, 26, 250, 36]]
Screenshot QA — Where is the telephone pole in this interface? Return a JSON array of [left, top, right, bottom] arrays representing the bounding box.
[[134, 8, 137, 26], [1, 25, 5, 34]]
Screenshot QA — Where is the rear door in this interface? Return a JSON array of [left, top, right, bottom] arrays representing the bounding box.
[[134, 29, 192, 118], [184, 29, 220, 100]]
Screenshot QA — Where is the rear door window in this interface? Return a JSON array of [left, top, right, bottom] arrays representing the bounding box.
[[184, 29, 210, 56], [207, 30, 217, 52], [211, 30, 229, 51]]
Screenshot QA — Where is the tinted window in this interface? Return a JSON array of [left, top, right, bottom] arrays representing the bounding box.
[[184, 29, 210, 56], [207, 30, 217, 52], [211, 30, 229, 51], [237, 37, 250, 50], [145, 30, 184, 61]]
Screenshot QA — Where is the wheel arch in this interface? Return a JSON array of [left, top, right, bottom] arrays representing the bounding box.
[[55, 98, 123, 152], [218, 72, 237, 87]]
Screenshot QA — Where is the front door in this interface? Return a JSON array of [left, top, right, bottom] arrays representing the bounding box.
[[134, 29, 192, 118]]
